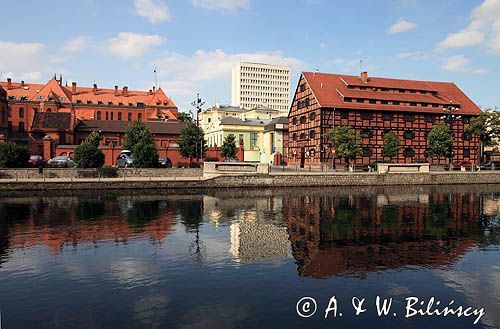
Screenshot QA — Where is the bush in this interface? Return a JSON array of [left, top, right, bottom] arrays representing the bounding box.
[[97, 166, 118, 178], [132, 141, 159, 168], [0, 143, 30, 168], [177, 162, 189, 168], [74, 143, 105, 168], [188, 162, 201, 168]]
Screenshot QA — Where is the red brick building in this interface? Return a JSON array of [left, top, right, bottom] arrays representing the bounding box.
[[0, 85, 8, 139], [0, 76, 179, 154], [288, 71, 481, 167]]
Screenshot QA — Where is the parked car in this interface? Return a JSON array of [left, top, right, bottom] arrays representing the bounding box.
[[480, 161, 500, 170], [116, 152, 134, 168], [158, 157, 172, 168], [28, 155, 46, 168], [444, 161, 473, 171], [47, 156, 75, 168]]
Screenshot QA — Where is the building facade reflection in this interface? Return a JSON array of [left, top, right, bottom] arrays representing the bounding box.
[[285, 192, 482, 279]]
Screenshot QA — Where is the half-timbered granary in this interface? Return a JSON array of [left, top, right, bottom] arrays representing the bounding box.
[[288, 71, 481, 167]]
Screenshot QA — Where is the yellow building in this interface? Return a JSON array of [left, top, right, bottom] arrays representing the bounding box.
[[199, 104, 287, 162]]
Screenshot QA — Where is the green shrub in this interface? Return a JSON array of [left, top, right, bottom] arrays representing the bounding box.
[[188, 162, 201, 168], [132, 141, 159, 168], [0, 143, 30, 168], [74, 143, 105, 168], [97, 166, 118, 178]]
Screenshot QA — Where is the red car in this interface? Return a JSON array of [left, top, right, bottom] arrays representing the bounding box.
[[28, 155, 46, 168]]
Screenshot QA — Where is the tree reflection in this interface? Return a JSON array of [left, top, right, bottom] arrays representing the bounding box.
[[0, 203, 30, 264], [126, 201, 160, 228], [177, 199, 206, 265]]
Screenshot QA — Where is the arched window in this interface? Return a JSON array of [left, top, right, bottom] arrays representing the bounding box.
[[19, 108, 24, 118]]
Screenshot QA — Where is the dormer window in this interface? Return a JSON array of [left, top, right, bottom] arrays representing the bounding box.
[[58, 97, 65, 101], [37, 95, 44, 99], [87, 100, 92, 104], [108, 102, 113, 105], [20, 96, 28, 101], [137, 102, 144, 107], [98, 101, 103, 105], [8, 96, 15, 100], [76, 100, 82, 104]]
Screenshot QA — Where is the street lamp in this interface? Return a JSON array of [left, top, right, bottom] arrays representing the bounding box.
[[441, 102, 461, 171], [191, 94, 205, 162]]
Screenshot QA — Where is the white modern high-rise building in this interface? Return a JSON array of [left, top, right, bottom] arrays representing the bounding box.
[[231, 62, 291, 116]]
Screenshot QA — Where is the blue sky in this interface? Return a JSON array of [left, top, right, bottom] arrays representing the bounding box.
[[1, 0, 499, 111]]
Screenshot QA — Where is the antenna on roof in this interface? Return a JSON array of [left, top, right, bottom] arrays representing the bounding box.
[[154, 66, 158, 90]]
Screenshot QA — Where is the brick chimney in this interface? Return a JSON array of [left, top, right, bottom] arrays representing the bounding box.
[[360, 71, 368, 83], [7, 78, 12, 90], [72, 82, 77, 94], [114, 86, 118, 96], [93, 83, 98, 94], [21, 81, 25, 87], [123, 86, 129, 97]]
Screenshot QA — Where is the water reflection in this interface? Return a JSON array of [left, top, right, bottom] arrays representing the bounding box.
[[0, 187, 499, 329]]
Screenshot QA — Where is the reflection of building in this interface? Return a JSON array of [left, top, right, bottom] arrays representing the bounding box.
[[284, 192, 481, 279], [288, 71, 481, 166], [231, 62, 290, 115], [230, 220, 290, 263]]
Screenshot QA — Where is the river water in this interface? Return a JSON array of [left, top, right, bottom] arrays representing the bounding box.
[[0, 186, 499, 329]]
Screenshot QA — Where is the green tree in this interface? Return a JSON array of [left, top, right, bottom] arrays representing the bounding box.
[[0, 143, 30, 168], [74, 142, 105, 168], [123, 121, 154, 151], [382, 131, 401, 160], [325, 125, 361, 167], [177, 112, 193, 123], [84, 130, 103, 147], [427, 124, 453, 165], [220, 134, 238, 159], [466, 110, 500, 162], [132, 141, 159, 168], [178, 122, 207, 162]]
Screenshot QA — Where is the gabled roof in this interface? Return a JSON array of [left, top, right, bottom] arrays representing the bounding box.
[[32, 112, 72, 130], [302, 72, 481, 115], [0, 78, 177, 109], [76, 120, 185, 135]]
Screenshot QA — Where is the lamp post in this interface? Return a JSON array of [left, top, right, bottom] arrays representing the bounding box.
[[191, 94, 205, 163], [442, 103, 461, 171]]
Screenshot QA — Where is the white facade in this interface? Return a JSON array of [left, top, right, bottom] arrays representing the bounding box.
[[231, 62, 290, 116]]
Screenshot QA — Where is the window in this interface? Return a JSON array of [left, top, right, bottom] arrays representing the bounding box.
[[361, 129, 372, 139], [403, 114, 414, 122], [424, 131, 429, 140], [105, 112, 109, 120], [356, 99, 364, 103], [362, 148, 373, 157], [239, 134, 244, 145], [340, 110, 349, 119], [383, 113, 393, 121], [403, 148, 415, 157], [305, 98, 310, 107], [118, 112, 122, 121], [404, 131, 415, 140], [309, 112, 316, 121], [463, 117, 470, 124], [410, 102, 417, 107], [425, 115, 434, 123], [463, 133, 471, 141], [97, 111, 101, 120], [138, 113, 142, 121], [393, 101, 400, 105], [300, 116, 306, 124], [369, 100, 376, 104], [299, 84, 306, 92], [19, 108, 24, 118], [293, 133, 297, 141], [300, 133, 306, 140], [250, 133, 258, 149], [381, 100, 389, 105], [292, 117, 297, 125], [7, 107, 12, 117], [309, 130, 315, 138], [128, 113, 132, 121], [464, 149, 471, 158], [361, 112, 373, 120], [344, 98, 352, 103], [19, 122, 25, 132]]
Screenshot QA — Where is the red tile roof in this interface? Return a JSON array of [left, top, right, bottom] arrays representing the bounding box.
[[76, 120, 185, 135], [303, 72, 481, 115], [0, 78, 177, 109], [32, 112, 72, 130]]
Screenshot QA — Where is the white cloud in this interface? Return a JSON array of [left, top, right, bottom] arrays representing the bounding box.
[[104, 32, 166, 59], [442, 55, 486, 74], [395, 51, 432, 61], [437, 0, 500, 54], [61, 36, 92, 52], [387, 19, 416, 34], [1, 71, 43, 82], [154, 49, 304, 109], [191, 0, 250, 12], [134, 0, 172, 24], [0, 41, 44, 71], [320, 43, 327, 49]]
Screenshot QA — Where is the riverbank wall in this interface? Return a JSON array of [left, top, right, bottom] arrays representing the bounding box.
[[1, 170, 500, 191]]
